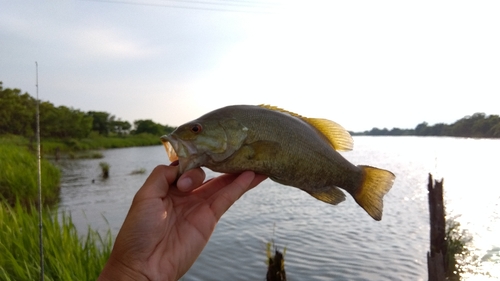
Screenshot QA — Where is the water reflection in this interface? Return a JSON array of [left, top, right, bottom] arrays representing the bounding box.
[[58, 137, 500, 280]]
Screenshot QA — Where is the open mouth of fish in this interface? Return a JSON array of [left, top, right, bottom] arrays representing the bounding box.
[[160, 135, 203, 174]]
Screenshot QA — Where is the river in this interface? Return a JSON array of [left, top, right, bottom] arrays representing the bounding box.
[[58, 136, 500, 280]]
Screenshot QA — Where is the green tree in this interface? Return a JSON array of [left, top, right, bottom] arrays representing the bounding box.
[[449, 113, 483, 137], [415, 122, 429, 136], [110, 120, 132, 135], [0, 82, 93, 139], [87, 111, 111, 135], [133, 119, 165, 135], [37, 103, 92, 138], [0, 86, 36, 137], [489, 123, 500, 138]]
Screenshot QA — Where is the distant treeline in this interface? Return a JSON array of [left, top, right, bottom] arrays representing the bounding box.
[[0, 81, 175, 139], [352, 112, 500, 138]]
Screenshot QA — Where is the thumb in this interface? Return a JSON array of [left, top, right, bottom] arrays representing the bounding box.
[[134, 165, 178, 201]]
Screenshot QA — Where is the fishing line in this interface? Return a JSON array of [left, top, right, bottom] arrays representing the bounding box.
[[36, 62, 45, 281]]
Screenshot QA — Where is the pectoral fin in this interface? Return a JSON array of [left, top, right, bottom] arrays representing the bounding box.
[[246, 140, 280, 160], [306, 186, 346, 205], [218, 140, 280, 171]]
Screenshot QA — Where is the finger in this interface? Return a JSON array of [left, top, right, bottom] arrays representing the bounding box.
[[191, 172, 267, 200], [176, 168, 206, 192], [249, 173, 268, 189], [191, 173, 240, 199], [209, 171, 258, 220], [134, 165, 178, 201]]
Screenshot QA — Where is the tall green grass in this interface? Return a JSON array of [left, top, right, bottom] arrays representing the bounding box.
[[0, 134, 114, 280], [0, 201, 112, 280], [0, 145, 60, 206], [0, 134, 30, 147]]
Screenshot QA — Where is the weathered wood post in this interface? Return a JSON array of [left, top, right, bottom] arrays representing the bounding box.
[[427, 173, 446, 281]]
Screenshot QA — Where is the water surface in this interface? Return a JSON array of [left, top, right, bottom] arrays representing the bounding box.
[[58, 137, 500, 280]]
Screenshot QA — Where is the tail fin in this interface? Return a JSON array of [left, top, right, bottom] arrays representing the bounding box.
[[354, 165, 395, 221]]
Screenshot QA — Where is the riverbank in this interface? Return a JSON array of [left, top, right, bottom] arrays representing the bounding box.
[[1, 133, 162, 154], [0, 132, 166, 206], [43, 133, 162, 153], [0, 134, 117, 279], [0, 133, 161, 205], [0, 144, 60, 206]]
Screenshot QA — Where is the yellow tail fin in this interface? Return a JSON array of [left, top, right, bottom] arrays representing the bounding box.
[[355, 165, 395, 221]]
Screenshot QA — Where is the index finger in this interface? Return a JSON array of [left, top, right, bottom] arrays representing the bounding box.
[[134, 165, 206, 201]]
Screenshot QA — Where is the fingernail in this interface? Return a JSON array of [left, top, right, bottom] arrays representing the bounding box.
[[177, 177, 192, 191], [169, 160, 179, 166]]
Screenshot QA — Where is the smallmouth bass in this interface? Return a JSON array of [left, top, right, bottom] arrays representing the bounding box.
[[161, 105, 395, 221]]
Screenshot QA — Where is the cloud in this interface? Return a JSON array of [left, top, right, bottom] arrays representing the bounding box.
[[69, 27, 161, 61], [0, 5, 159, 63]]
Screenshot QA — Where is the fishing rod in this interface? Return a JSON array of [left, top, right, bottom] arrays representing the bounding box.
[[36, 62, 44, 281]]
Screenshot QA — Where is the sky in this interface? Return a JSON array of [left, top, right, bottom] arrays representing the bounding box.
[[1, 0, 499, 132]]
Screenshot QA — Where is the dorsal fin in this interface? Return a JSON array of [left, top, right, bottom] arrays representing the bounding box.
[[305, 118, 353, 151], [258, 104, 306, 118], [258, 104, 353, 151]]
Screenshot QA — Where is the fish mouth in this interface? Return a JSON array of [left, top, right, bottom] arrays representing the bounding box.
[[160, 134, 203, 174]]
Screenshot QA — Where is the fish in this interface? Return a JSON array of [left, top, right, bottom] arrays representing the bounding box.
[[160, 105, 395, 221]]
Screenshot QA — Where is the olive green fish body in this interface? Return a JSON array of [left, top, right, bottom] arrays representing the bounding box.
[[162, 105, 395, 220], [200, 106, 363, 196]]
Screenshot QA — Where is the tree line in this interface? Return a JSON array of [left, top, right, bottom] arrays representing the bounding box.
[[5, 81, 498, 139], [353, 112, 500, 138], [0, 81, 175, 139]]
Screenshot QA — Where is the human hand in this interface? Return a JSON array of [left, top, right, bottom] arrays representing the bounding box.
[[97, 164, 267, 281]]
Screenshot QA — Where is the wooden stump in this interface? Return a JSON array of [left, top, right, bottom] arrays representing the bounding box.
[[267, 249, 286, 281], [427, 174, 446, 281]]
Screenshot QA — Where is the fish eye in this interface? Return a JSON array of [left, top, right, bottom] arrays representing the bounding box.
[[190, 124, 202, 133]]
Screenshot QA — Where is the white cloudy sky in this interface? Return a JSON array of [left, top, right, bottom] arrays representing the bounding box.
[[1, 0, 499, 132]]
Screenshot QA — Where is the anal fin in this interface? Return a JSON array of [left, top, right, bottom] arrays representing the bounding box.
[[306, 186, 346, 205]]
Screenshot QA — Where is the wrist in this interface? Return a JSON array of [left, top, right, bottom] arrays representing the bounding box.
[[97, 255, 149, 281]]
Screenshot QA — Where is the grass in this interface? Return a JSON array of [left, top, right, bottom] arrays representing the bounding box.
[[1, 133, 161, 163], [99, 162, 110, 178], [0, 144, 61, 207], [445, 218, 475, 280], [0, 134, 115, 280], [67, 151, 104, 159], [130, 168, 146, 175], [0, 134, 28, 145], [266, 241, 287, 281], [40, 133, 162, 154], [0, 201, 112, 281], [0, 133, 159, 204]]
